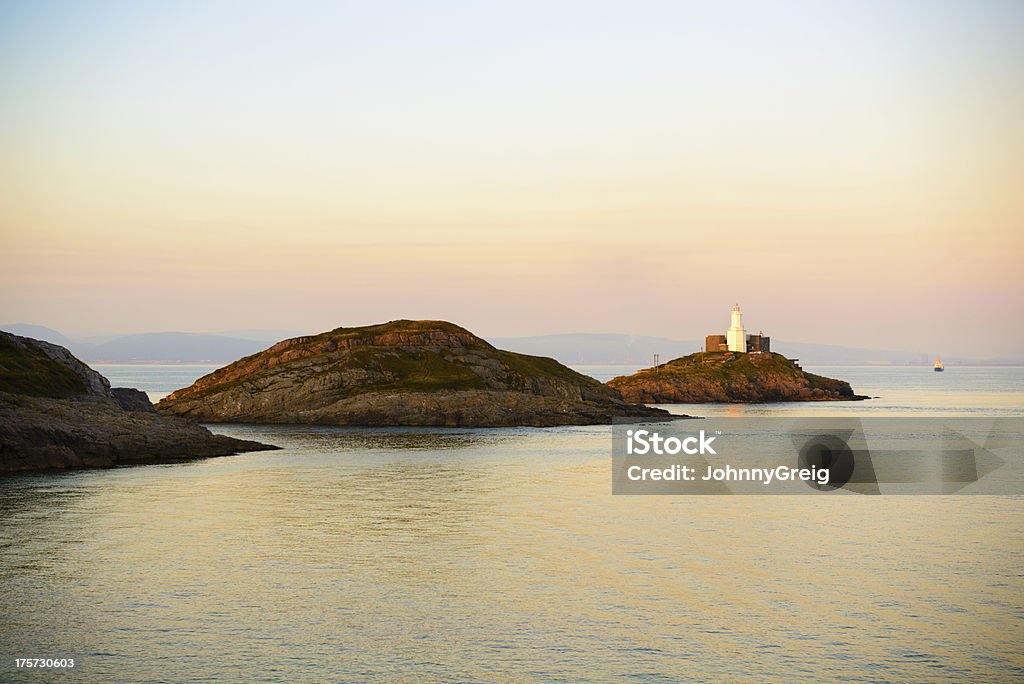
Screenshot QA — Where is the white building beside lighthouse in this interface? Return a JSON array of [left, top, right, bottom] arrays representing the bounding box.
[[704, 305, 770, 354], [726, 303, 746, 352]]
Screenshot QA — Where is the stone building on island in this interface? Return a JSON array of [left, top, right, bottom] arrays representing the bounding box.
[[705, 304, 770, 353]]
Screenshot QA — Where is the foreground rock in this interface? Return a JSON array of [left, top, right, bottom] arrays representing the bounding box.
[[608, 351, 869, 403], [157, 320, 674, 426], [0, 331, 277, 473]]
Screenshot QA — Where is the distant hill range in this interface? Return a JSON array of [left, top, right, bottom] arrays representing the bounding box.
[[0, 325, 284, 363], [1, 325, 1019, 366]]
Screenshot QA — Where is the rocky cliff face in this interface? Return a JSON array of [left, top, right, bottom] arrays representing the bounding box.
[[157, 320, 673, 426], [608, 351, 869, 404], [0, 331, 276, 473]]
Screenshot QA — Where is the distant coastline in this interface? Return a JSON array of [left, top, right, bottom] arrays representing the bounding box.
[[5, 325, 1022, 367]]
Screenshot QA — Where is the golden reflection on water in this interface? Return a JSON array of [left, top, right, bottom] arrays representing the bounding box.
[[1, 426, 1022, 682]]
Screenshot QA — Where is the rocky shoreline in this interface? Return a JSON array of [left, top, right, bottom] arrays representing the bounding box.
[[608, 351, 869, 404], [0, 331, 277, 473]]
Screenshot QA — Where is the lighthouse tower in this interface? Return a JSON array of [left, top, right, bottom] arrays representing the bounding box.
[[726, 304, 746, 352]]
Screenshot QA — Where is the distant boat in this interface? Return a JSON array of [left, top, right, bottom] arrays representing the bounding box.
[[934, 357, 944, 372]]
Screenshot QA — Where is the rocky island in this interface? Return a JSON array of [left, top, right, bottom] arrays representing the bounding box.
[[0, 331, 277, 473], [608, 351, 869, 403], [157, 320, 673, 426]]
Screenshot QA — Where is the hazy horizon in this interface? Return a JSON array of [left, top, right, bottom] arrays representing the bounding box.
[[2, 1, 1022, 357], [8, 321, 1024, 365]]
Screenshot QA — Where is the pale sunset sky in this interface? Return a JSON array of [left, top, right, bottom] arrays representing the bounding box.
[[1, 1, 1022, 356]]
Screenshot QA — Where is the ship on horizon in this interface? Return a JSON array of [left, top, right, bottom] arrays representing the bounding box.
[[934, 356, 944, 372]]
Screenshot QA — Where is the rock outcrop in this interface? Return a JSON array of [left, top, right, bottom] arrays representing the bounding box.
[[157, 320, 674, 426], [608, 351, 869, 403], [111, 387, 157, 412], [0, 331, 277, 473]]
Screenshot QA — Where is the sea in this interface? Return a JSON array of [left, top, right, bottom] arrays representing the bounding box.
[[1, 365, 1022, 682]]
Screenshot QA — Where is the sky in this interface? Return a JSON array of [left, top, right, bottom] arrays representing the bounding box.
[[1, 0, 1022, 357]]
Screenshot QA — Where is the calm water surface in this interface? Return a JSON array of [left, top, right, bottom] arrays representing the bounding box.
[[1, 365, 1022, 682]]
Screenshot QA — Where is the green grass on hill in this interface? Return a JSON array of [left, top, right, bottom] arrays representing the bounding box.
[[0, 335, 87, 398], [339, 348, 489, 393], [496, 350, 603, 387], [166, 320, 608, 402], [610, 351, 808, 389], [612, 350, 856, 398], [659, 351, 800, 378]]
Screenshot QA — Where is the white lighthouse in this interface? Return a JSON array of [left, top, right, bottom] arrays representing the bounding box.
[[726, 303, 746, 352]]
